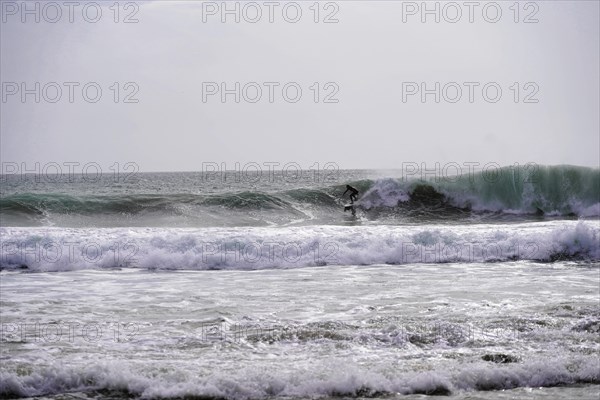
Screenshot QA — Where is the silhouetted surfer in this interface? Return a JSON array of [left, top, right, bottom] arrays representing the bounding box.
[[343, 185, 359, 202], [342, 185, 359, 216]]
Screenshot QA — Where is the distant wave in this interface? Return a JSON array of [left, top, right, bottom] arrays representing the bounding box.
[[1, 165, 598, 227], [1, 221, 598, 271]]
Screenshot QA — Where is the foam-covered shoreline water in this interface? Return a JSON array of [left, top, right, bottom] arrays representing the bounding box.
[[2, 357, 598, 399], [1, 263, 599, 399], [1, 220, 598, 271]]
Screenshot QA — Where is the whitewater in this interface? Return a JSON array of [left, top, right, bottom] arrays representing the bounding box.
[[1, 166, 599, 399]]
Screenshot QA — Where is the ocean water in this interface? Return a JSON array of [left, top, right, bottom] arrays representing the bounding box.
[[1, 166, 599, 399]]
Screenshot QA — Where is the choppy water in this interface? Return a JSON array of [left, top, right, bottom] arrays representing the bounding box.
[[1, 167, 599, 398]]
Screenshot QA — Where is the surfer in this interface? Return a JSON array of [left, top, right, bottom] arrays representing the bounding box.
[[343, 185, 359, 203], [342, 185, 359, 216]]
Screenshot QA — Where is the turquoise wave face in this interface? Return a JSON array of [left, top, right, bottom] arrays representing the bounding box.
[[1, 166, 598, 227], [356, 165, 600, 217], [434, 165, 600, 215]]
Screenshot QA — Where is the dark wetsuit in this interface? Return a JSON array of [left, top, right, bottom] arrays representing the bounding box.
[[343, 185, 359, 202]]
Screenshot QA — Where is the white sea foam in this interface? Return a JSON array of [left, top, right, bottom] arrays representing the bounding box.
[[1, 356, 598, 398], [1, 221, 598, 271]]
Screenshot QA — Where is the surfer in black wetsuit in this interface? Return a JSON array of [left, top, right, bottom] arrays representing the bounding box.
[[343, 185, 359, 203], [342, 185, 359, 216]]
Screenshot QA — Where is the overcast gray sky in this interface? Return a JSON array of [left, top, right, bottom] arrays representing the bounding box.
[[1, 0, 598, 172]]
